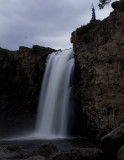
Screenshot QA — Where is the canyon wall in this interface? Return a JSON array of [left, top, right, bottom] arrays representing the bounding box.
[[71, 1, 124, 137], [0, 45, 56, 137]]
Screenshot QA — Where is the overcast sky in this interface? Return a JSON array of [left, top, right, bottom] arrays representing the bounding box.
[[0, 0, 115, 50]]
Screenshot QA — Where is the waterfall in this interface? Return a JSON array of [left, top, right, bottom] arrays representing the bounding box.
[[35, 49, 75, 139]]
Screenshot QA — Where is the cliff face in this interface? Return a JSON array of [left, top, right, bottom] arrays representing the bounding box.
[[0, 45, 56, 137], [71, 2, 124, 137]]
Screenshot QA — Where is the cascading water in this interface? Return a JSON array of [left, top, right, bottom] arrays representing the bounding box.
[[35, 49, 75, 139]]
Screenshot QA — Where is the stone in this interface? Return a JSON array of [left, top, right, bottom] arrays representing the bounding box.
[[49, 148, 103, 160], [118, 145, 124, 160], [101, 124, 124, 159], [23, 155, 46, 160], [29, 143, 58, 159], [0, 145, 22, 160]]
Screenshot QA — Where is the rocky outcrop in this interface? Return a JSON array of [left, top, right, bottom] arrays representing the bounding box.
[[49, 148, 103, 160], [112, 1, 124, 12], [118, 145, 124, 160], [101, 124, 124, 159], [0, 143, 58, 160], [28, 143, 58, 159], [0, 45, 56, 138], [71, 1, 124, 137], [0, 145, 22, 159]]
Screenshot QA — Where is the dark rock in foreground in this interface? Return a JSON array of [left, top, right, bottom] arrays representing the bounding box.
[[118, 145, 124, 160], [49, 148, 103, 160], [0, 124, 124, 160], [23, 155, 46, 160], [101, 124, 124, 153], [101, 124, 124, 159], [28, 143, 58, 159], [0, 145, 22, 159], [0, 143, 58, 160]]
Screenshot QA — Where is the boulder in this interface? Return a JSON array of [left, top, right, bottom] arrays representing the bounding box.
[[49, 148, 103, 160], [28, 143, 58, 159], [23, 155, 46, 160], [101, 124, 124, 158], [118, 145, 124, 160], [0, 145, 22, 160]]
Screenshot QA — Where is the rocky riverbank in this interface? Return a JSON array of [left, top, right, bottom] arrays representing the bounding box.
[[71, 1, 124, 137], [0, 124, 123, 160]]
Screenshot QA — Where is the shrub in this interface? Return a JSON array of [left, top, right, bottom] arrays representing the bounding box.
[[76, 25, 91, 44], [32, 45, 41, 54], [0, 47, 9, 54]]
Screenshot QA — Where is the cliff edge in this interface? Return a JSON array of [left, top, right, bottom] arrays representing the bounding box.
[[71, 1, 124, 137]]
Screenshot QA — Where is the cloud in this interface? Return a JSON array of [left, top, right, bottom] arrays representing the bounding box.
[[0, 0, 114, 50]]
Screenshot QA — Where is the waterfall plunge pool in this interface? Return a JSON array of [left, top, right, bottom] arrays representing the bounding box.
[[0, 137, 98, 153]]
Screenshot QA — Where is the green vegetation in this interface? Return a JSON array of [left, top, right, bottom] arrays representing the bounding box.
[[98, 0, 111, 9], [0, 47, 9, 54], [82, 34, 91, 44], [26, 84, 40, 96], [99, 0, 124, 9], [32, 45, 41, 54], [77, 25, 91, 35], [76, 20, 102, 44], [32, 61, 43, 83], [76, 25, 91, 44], [15, 74, 25, 85]]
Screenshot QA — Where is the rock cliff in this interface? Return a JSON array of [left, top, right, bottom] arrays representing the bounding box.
[[0, 45, 56, 137], [71, 1, 124, 137]]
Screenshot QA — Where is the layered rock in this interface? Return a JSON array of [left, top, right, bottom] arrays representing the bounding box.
[[71, 1, 124, 137], [0, 45, 56, 137]]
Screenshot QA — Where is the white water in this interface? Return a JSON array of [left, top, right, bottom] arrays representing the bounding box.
[[35, 49, 75, 139], [1, 49, 75, 141]]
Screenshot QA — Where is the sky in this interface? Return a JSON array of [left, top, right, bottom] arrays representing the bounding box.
[[0, 0, 115, 51]]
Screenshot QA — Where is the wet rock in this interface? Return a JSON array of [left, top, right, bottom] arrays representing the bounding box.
[[101, 124, 124, 159], [0, 145, 22, 160], [118, 145, 124, 160], [23, 155, 46, 160], [28, 143, 58, 159], [49, 148, 103, 160]]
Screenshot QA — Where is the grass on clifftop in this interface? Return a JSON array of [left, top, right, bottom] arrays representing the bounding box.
[[0, 47, 9, 54], [76, 21, 101, 44]]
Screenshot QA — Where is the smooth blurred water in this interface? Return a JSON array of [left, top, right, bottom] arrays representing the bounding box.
[[0, 138, 98, 153], [35, 49, 75, 139], [0, 49, 75, 141]]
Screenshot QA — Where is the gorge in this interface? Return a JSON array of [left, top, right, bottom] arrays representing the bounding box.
[[0, 1, 124, 159]]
